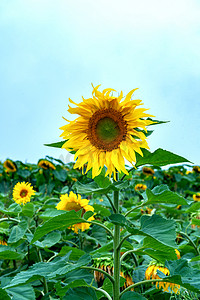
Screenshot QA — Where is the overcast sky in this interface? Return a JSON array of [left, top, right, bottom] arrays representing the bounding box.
[[1, 0, 200, 166]]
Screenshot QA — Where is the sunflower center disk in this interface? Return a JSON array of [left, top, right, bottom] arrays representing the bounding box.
[[20, 189, 28, 198], [88, 109, 127, 151]]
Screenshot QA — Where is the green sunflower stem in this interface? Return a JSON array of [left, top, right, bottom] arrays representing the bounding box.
[[113, 172, 121, 300]]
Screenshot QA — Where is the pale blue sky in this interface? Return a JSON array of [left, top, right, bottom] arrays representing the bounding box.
[[1, 0, 200, 165]]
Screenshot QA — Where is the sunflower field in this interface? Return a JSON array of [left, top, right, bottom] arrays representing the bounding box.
[[1, 86, 200, 300]]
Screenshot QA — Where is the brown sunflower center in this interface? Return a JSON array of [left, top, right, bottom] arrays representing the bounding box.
[[20, 189, 28, 198], [6, 161, 15, 170], [65, 202, 86, 216], [87, 108, 127, 151]]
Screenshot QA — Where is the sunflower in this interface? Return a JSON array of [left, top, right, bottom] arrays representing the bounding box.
[[134, 183, 147, 191], [13, 182, 36, 205], [145, 263, 180, 293], [0, 240, 7, 246], [38, 159, 56, 170], [60, 85, 154, 179], [120, 271, 134, 291], [175, 249, 181, 259], [192, 166, 200, 173], [56, 191, 95, 233], [193, 193, 200, 201], [3, 159, 17, 173], [142, 166, 155, 176]]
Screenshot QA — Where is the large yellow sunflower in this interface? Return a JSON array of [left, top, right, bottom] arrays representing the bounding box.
[[3, 159, 17, 173], [38, 159, 56, 170], [56, 191, 95, 233], [13, 182, 36, 205], [60, 85, 154, 179]]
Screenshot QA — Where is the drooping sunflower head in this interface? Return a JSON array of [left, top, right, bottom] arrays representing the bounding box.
[[38, 159, 56, 170], [142, 166, 155, 176], [13, 182, 36, 205], [3, 159, 17, 173], [145, 263, 180, 293], [0, 240, 7, 246], [60, 85, 154, 179], [134, 183, 147, 191], [192, 166, 200, 173], [193, 193, 200, 202], [56, 191, 95, 233]]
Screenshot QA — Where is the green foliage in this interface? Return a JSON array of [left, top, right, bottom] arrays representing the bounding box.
[[0, 155, 200, 299]]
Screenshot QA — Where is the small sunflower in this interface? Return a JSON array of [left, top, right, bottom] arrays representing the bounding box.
[[142, 166, 155, 176], [175, 249, 181, 259], [134, 183, 147, 191], [13, 182, 36, 205], [60, 85, 154, 179], [3, 159, 17, 173], [141, 207, 152, 215], [145, 263, 180, 293], [193, 166, 200, 173], [0, 240, 7, 246], [193, 193, 200, 201], [56, 191, 95, 233], [38, 159, 56, 170], [120, 271, 134, 291]]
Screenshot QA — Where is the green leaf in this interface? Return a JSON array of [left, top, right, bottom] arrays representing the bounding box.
[[6, 285, 35, 300], [56, 280, 91, 295], [163, 259, 200, 292], [53, 169, 67, 182], [0, 288, 11, 300], [39, 209, 66, 221], [17, 169, 31, 179], [0, 203, 22, 217], [121, 291, 147, 300], [21, 203, 35, 217], [145, 185, 187, 205], [109, 214, 128, 226], [63, 287, 97, 300], [44, 140, 67, 148], [91, 225, 107, 246], [135, 148, 191, 167], [186, 201, 200, 213], [191, 218, 200, 226], [5, 253, 91, 288], [74, 180, 128, 195], [31, 211, 85, 243], [8, 220, 28, 244], [34, 231, 61, 248], [0, 247, 24, 260], [127, 215, 177, 248], [59, 246, 85, 260], [93, 204, 111, 217], [142, 237, 177, 263]]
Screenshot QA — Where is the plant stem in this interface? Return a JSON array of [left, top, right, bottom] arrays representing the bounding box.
[[0, 217, 20, 223], [37, 249, 49, 294], [121, 167, 135, 181], [180, 231, 200, 255], [105, 193, 117, 213], [120, 278, 167, 296], [87, 220, 114, 238], [117, 233, 132, 250], [125, 202, 147, 217], [92, 286, 113, 300], [113, 172, 120, 300]]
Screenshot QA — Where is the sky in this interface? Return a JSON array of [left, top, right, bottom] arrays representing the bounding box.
[[1, 0, 200, 166]]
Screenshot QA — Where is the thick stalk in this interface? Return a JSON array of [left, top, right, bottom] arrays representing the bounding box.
[[113, 173, 120, 300]]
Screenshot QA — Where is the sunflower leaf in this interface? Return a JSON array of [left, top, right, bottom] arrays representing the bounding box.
[[44, 140, 67, 148], [144, 184, 187, 205], [135, 148, 192, 167]]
